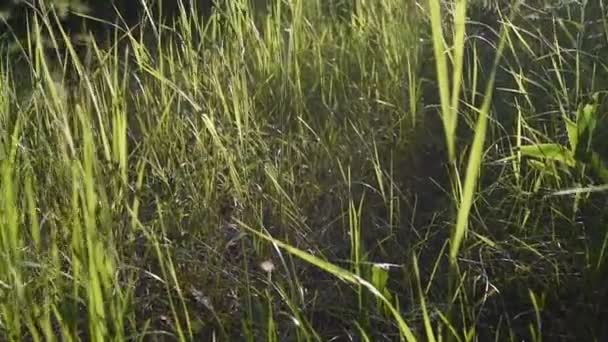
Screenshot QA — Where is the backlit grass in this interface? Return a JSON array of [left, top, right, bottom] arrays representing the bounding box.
[[0, 0, 607, 341]]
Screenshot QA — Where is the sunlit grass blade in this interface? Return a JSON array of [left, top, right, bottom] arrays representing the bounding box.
[[427, 0, 456, 162], [450, 0, 468, 147], [450, 5, 520, 263]]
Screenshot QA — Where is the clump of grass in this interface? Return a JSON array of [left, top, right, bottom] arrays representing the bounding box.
[[1, 0, 607, 341]]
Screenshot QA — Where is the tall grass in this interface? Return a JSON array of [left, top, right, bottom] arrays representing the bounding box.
[[0, 0, 607, 340]]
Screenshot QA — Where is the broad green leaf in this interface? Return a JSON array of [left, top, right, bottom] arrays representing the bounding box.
[[519, 144, 576, 167]]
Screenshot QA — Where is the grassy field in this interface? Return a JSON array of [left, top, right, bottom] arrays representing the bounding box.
[[0, 0, 608, 340]]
